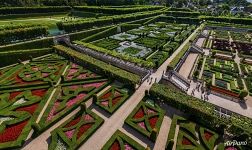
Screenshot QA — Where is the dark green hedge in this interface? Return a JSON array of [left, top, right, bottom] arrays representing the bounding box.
[[69, 26, 113, 41], [201, 16, 252, 25], [81, 26, 118, 42], [54, 45, 141, 86], [102, 130, 145, 150], [150, 83, 252, 146], [58, 9, 164, 32], [73, 6, 164, 15], [0, 26, 48, 45], [0, 48, 52, 67], [0, 37, 54, 52], [0, 6, 71, 15], [165, 11, 200, 17]]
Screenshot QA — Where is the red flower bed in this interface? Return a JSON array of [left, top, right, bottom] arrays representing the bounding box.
[[112, 96, 122, 106], [133, 107, 144, 119], [9, 91, 22, 100], [204, 130, 213, 141], [149, 116, 158, 129], [0, 120, 28, 143], [211, 86, 239, 98], [16, 103, 39, 115], [77, 123, 93, 139], [64, 116, 81, 128], [182, 137, 193, 145], [110, 140, 120, 150], [101, 92, 112, 99], [31, 89, 47, 97]]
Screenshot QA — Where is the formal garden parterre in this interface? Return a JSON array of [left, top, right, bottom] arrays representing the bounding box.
[[74, 21, 196, 69], [0, 52, 138, 149]]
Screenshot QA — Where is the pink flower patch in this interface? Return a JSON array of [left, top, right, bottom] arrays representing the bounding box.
[[47, 102, 60, 121], [65, 129, 75, 139], [147, 108, 156, 115], [84, 114, 93, 121], [77, 73, 88, 79], [32, 67, 39, 71], [25, 74, 31, 78], [125, 143, 134, 150], [72, 63, 79, 68], [83, 82, 106, 88], [68, 69, 78, 76], [69, 85, 79, 90], [137, 122, 146, 130], [101, 101, 109, 107], [42, 73, 49, 77], [66, 93, 87, 107]]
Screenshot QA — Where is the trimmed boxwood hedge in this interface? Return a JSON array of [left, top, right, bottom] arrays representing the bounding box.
[[69, 26, 113, 41], [48, 106, 104, 150], [0, 26, 49, 45], [73, 6, 164, 15], [0, 37, 54, 52], [94, 86, 129, 114], [54, 45, 141, 86], [81, 26, 118, 43], [102, 130, 145, 150], [0, 48, 53, 67], [0, 6, 71, 15], [125, 101, 165, 141], [0, 87, 53, 149]]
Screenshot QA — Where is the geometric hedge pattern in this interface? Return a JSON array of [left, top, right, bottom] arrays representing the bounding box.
[[102, 130, 145, 150], [49, 107, 103, 150], [125, 101, 165, 141], [0, 54, 111, 149]]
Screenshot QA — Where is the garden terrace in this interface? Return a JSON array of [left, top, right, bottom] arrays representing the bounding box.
[[167, 115, 221, 150], [149, 83, 252, 148], [48, 107, 104, 150], [230, 31, 252, 43], [57, 9, 164, 33], [125, 101, 165, 141], [79, 21, 196, 69], [212, 30, 229, 40], [198, 57, 243, 97], [102, 130, 145, 150]]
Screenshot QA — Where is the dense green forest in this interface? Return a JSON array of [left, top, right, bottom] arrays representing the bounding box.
[[0, 0, 250, 7]]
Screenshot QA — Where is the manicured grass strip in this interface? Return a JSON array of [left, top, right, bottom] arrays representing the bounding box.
[[54, 45, 141, 85]]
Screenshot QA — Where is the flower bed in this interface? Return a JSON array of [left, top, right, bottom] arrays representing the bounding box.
[[95, 86, 130, 114], [49, 107, 104, 150], [0, 61, 67, 90], [64, 62, 102, 82], [125, 101, 165, 141], [39, 80, 108, 130], [102, 130, 145, 150], [0, 87, 52, 149], [167, 115, 220, 150]]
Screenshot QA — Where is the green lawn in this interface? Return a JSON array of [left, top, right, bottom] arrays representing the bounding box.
[[0, 13, 80, 28], [123, 47, 141, 55]]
